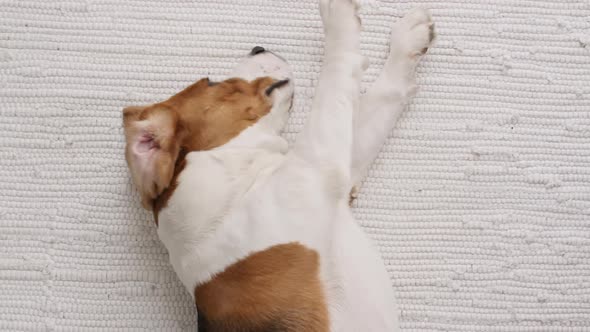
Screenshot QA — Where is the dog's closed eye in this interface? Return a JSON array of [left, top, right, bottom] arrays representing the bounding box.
[[265, 79, 290, 96]]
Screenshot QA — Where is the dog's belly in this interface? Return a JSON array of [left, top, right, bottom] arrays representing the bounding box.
[[326, 210, 401, 332], [254, 163, 400, 331]]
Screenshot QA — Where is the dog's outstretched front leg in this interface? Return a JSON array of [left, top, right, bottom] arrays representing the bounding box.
[[293, 0, 367, 185], [350, 8, 435, 187]]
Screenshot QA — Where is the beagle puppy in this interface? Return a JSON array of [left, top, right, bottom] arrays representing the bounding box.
[[123, 0, 434, 331]]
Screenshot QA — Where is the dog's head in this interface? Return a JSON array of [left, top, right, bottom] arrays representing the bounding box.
[[123, 47, 293, 209]]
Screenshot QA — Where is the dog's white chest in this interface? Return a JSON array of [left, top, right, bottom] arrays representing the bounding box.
[[156, 149, 286, 288], [156, 148, 340, 290]]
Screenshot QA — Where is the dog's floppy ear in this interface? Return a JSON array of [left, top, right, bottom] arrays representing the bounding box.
[[122, 105, 183, 210]]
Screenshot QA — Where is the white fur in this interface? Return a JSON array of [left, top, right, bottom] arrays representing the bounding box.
[[157, 2, 434, 331]]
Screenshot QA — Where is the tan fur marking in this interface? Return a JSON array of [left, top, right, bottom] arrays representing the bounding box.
[[194, 243, 329, 332], [123, 77, 279, 214], [152, 149, 187, 226], [161, 77, 276, 152]]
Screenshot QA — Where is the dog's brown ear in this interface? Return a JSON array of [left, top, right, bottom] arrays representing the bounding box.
[[122, 105, 182, 210]]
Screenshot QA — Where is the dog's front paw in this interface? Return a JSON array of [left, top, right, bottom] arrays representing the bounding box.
[[320, 0, 360, 24], [320, 0, 362, 47], [389, 8, 435, 63]]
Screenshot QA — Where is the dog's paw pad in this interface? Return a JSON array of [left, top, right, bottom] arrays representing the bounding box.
[[348, 186, 359, 206]]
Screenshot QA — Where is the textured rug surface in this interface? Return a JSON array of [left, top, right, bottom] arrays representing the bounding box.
[[1, 0, 590, 331]]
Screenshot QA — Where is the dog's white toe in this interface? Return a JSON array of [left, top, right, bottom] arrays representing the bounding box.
[[390, 8, 435, 62]]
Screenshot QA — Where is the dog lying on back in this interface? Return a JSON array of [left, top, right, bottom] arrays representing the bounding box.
[[123, 0, 434, 330]]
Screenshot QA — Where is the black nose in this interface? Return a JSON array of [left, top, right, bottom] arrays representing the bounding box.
[[250, 46, 266, 55]]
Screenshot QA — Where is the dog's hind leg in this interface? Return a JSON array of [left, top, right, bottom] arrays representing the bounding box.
[[350, 8, 435, 188], [292, 0, 367, 187]]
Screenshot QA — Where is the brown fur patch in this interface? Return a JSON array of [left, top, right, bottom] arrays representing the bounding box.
[[194, 243, 329, 332], [123, 77, 279, 214], [161, 77, 276, 152], [152, 149, 187, 226]]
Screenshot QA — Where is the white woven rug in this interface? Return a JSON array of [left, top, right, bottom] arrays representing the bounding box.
[[1, 0, 590, 330]]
